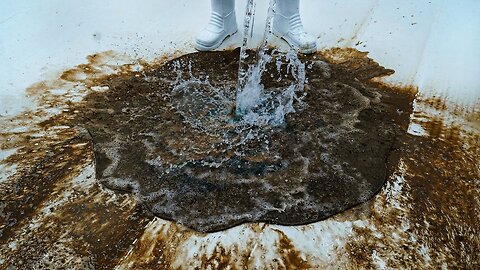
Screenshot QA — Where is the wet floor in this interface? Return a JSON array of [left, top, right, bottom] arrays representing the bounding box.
[[0, 48, 478, 269]]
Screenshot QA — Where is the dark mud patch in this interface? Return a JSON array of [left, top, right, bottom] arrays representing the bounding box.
[[40, 48, 416, 232]]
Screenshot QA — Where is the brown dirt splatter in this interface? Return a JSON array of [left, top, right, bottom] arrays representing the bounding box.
[[1, 47, 478, 269], [273, 229, 311, 270]]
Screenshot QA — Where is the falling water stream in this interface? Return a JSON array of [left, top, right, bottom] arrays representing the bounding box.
[[235, 0, 256, 102]]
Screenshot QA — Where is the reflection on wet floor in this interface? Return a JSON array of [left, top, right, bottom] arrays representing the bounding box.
[[0, 49, 478, 269]]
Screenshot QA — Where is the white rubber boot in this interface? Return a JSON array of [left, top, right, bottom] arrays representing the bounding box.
[[272, 0, 317, 54], [195, 0, 238, 51]]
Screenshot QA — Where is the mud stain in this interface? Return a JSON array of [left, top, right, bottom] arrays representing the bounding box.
[[273, 229, 311, 270], [0, 51, 158, 269], [0, 48, 478, 269], [345, 97, 479, 268], [0, 126, 152, 269]]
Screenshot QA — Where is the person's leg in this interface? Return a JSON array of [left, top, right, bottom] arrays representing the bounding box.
[[195, 0, 238, 51], [273, 0, 317, 54]]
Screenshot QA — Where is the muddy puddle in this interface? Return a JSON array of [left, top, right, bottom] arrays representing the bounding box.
[[38, 48, 413, 233], [0, 48, 478, 269]]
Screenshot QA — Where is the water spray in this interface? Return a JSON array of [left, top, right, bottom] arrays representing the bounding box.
[[235, 0, 277, 116]]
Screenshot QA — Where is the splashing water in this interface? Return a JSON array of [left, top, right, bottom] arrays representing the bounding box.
[[235, 0, 306, 126], [168, 0, 306, 131]]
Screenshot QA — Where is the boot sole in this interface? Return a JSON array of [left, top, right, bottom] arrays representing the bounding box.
[[272, 29, 317, 55], [195, 30, 238, 51]]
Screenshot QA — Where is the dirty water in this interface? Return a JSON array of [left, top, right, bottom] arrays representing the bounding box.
[[0, 48, 478, 269]]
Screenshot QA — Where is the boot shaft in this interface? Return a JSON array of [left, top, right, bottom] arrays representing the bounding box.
[[206, 0, 237, 33], [276, 0, 300, 17], [274, 0, 304, 34], [210, 0, 236, 17]]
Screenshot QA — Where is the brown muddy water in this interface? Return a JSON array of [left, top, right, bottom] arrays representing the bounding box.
[[0, 48, 478, 269]]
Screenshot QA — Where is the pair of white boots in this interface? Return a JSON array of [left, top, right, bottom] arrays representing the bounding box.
[[196, 0, 317, 54]]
